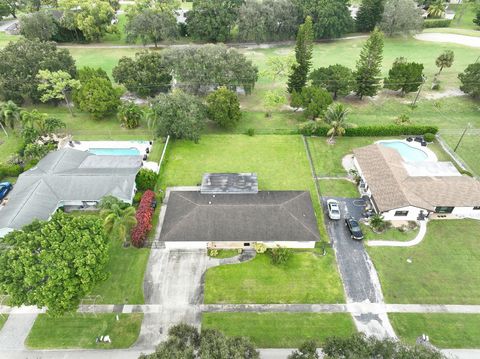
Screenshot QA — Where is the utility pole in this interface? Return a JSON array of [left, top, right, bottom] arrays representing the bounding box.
[[454, 123, 470, 152], [411, 75, 426, 107]]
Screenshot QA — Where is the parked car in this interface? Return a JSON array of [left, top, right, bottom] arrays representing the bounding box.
[[327, 199, 341, 220], [0, 182, 13, 201], [345, 217, 364, 240]]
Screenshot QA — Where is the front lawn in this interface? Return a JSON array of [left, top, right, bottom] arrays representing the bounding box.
[[367, 219, 480, 304], [26, 313, 143, 349], [362, 224, 419, 242], [390, 313, 480, 348], [202, 312, 356, 348], [89, 240, 150, 304], [204, 249, 345, 304]]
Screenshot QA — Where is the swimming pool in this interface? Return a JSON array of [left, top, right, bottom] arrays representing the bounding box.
[[378, 141, 428, 162], [88, 147, 141, 156]]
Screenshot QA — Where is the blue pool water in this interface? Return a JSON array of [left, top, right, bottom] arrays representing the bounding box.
[[88, 147, 141, 156], [378, 141, 428, 162]]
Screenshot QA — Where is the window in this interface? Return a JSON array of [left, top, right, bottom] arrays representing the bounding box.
[[394, 210, 409, 216], [435, 206, 454, 214], [243, 243, 250, 247]]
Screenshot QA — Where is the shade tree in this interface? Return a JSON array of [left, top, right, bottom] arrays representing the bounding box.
[[163, 45, 258, 95], [148, 90, 206, 143], [37, 70, 81, 116], [206, 87, 242, 128], [384, 57, 424, 95], [125, 7, 178, 47], [0, 39, 76, 103], [356, 0, 385, 32], [459, 63, 480, 98], [113, 51, 172, 98], [74, 77, 121, 119], [0, 212, 109, 316], [379, 0, 423, 36], [309, 64, 354, 99], [19, 11, 58, 41]]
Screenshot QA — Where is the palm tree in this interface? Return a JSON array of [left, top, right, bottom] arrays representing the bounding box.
[[324, 103, 350, 144], [428, 0, 445, 19], [0, 101, 22, 130], [101, 204, 137, 244]]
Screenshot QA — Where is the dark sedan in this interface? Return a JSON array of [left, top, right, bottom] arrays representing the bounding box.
[[0, 182, 12, 201], [345, 217, 364, 240]]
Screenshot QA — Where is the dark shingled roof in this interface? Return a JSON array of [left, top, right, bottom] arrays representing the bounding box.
[[160, 191, 321, 242]]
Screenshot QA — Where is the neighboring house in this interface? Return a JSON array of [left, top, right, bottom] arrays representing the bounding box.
[[0, 148, 142, 237], [159, 173, 320, 249], [353, 144, 480, 221]]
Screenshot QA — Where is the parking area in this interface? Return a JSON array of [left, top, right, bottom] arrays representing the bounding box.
[[322, 196, 395, 338]]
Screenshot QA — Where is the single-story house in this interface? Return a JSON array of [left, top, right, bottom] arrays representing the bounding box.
[[353, 144, 480, 221], [159, 174, 320, 249], [0, 148, 142, 237]]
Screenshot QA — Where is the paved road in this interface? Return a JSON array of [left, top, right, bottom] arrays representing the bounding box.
[[323, 196, 396, 338]]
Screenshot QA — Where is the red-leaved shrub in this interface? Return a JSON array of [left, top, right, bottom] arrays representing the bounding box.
[[131, 190, 155, 247]]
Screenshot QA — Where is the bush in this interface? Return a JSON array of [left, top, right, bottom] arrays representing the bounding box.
[[253, 242, 267, 254], [268, 246, 292, 265], [424, 133, 435, 142], [423, 19, 451, 28], [133, 191, 144, 206], [394, 114, 411, 126], [130, 190, 156, 247], [246, 128, 255, 136], [117, 102, 143, 129], [136, 168, 158, 191], [299, 123, 439, 137], [208, 249, 219, 257], [0, 164, 22, 179]]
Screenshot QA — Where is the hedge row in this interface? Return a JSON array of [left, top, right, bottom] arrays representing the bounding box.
[[423, 19, 452, 28], [131, 190, 155, 248], [299, 122, 439, 137]]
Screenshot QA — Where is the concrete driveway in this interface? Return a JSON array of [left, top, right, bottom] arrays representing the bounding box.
[[135, 248, 215, 349], [323, 196, 396, 338]]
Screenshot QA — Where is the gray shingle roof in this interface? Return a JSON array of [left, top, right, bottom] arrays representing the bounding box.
[[160, 190, 321, 242], [0, 149, 142, 231]]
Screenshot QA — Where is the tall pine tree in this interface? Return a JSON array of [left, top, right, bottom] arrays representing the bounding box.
[[287, 16, 314, 93], [354, 28, 384, 99], [356, 0, 385, 32]]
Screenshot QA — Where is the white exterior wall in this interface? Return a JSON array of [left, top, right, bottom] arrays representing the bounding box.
[[164, 241, 316, 249], [165, 241, 209, 249], [382, 206, 424, 221], [262, 241, 316, 249]]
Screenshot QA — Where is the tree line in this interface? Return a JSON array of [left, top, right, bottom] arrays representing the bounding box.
[[7, 0, 428, 45]]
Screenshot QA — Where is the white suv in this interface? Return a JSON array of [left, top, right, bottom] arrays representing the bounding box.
[[327, 199, 341, 220]]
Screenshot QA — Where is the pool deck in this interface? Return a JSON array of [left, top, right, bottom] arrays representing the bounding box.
[[63, 140, 159, 173]]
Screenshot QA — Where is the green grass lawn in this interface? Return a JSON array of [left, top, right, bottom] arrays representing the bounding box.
[[0, 315, 7, 330], [209, 249, 240, 259], [449, 3, 479, 30], [69, 48, 137, 78], [390, 313, 480, 348], [442, 134, 480, 176], [367, 219, 480, 304], [205, 249, 345, 304], [26, 313, 143, 349], [0, 132, 22, 164], [307, 136, 384, 176], [202, 312, 356, 348], [362, 224, 419, 242], [89, 240, 150, 304], [319, 179, 359, 198]]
